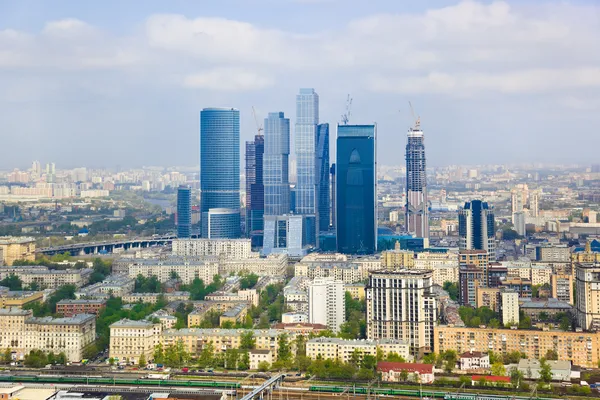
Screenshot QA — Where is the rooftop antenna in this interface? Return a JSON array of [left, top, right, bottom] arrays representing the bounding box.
[[341, 94, 353, 125], [252, 106, 263, 135]]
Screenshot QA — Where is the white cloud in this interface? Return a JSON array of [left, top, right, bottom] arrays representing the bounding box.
[[183, 68, 274, 91]]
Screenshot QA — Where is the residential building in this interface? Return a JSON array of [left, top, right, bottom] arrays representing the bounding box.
[[122, 292, 190, 304], [249, 349, 273, 369], [500, 289, 519, 326], [219, 254, 287, 276], [219, 304, 248, 326], [381, 247, 415, 269], [307, 337, 411, 363], [435, 325, 600, 367], [0, 290, 43, 308], [517, 359, 571, 381], [75, 274, 134, 298], [405, 120, 429, 240], [272, 322, 328, 335], [536, 245, 570, 263], [295, 88, 319, 247], [295, 259, 366, 283], [263, 112, 290, 217], [575, 263, 600, 330], [513, 211, 526, 237], [498, 277, 532, 298], [459, 351, 490, 370], [56, 299, 106, 317], [308, 278, 345, 333], [200, 107, 240, 239], [109, 319, 162, 364], [177, 185, 192, 239], [519, 298, 572, 321], [475, 287, 500, 312], [0, 308, 95, 362], [366, 269, 437, 357], [0, 266, 92, 289], [377, 362, 434, 383], [123, 257, 219, 284], [284, 276, 309, 314], [345, 283, 365, 300], [551, 273, 574, 304], [149, 310, 177, 329], [0, 237, 35, 266], [171, 239, 253, 259], [245, 134, 264, 243], [336, 124, 377, 254], [458, 200, 496, 261], [281, 312, 308, 324], [262, 214, 308, 258], [317, 123, 330, 232], [459, 264, 484, 307]]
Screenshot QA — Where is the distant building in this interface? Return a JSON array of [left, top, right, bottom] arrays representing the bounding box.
[[459, 264, 485, 307], [176, 185, 192, 238], [308, 337, 411, 363], [336, 124, 377, 254], [377, 362, 434, 384], [513, 211, 526, 236], [317, 123, 330, 233], [0, 237, 36, 266], [56, 299, 106, 317], [551, 273, 574, 304], [459, 351, 490, 370], [245, 134, 264, 243], [405, 120, 429, 240], [249, 349, 273, 370], [262, 214, 308, 258], [171, 238, 252, 259], [308, 278, 345, 333], [500, 289, 519, 326], [575, 263, 600, 330], [263, 112, 291, 217], [109, 319, 162, 364], [200, 108, 240, 238], [458, 200, 496, 261]]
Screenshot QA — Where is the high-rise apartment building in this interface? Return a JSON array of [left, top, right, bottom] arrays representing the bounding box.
[[458, 200, 496, 260], [575, 263, 600, 330], [336, 124, 377, 255], [366, 269, 437, 357], [513, 211, 526, 237], [551, 273, 574, 304], [176, 185, 192, 238], [317, 123, 330, 232], [245, 134, 264, 243], [529, 190, 540, 217], [500, 289, 519, 326], [405, 122, 429, 239], [200, 108, 240, 238], [308, 278, 345, 333], [264, 112, 290, 216], [295, 89, 319, 245], [459, 264, 484, 307]]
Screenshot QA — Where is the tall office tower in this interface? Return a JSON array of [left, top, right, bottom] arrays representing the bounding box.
[[336, 124, 377, 254], [405, 122, 429, 240], [316, 123, 330, 232], [264, 112, 290, 216], [458, 200, 496, 261], [262, 214, 306, 258], [330, 164, 336, 229], [513, 211, 526, 236], [245, 134, 264, 243], [366, 269, 437, 357], [308, 278, 345, 333], [200, 108, 240, 238], [575, 263, 600, 330], [529, 190, 539, 217], [176, 185, 192, 239], [295, 88, 319, 244]]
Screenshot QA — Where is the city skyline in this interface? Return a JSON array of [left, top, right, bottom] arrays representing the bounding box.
[[1, 0, 599, 168]]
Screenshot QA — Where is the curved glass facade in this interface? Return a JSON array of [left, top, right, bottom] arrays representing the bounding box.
[[200, 108, 240, 238]]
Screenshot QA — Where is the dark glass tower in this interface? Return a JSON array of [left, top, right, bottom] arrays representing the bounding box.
[[245, 134, 264, 243], [264, 112, 290, 216], [317, 123, 330, 232], [200, 108, 240, 238], [336, 124, 377, 254], [458, 200, 496, 260], [330, 164, 336, 229], [177, 185, 192, 238], [405, 123, 429, 239]]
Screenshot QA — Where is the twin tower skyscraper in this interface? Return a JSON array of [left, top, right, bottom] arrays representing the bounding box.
[[199, 88, 379, 255]]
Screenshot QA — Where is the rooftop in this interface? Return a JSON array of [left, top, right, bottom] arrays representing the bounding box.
[[27, 314, 95, 325], [57, 299, 106, 305], [308, 337, 408, 346], [110, 319, 159, 328], [377, 362, 433, 374], [0, 307, 32, 316]]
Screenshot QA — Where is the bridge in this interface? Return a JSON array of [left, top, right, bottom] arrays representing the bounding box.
[[37, 235, 177, 256], [241, 374, 285, 400]]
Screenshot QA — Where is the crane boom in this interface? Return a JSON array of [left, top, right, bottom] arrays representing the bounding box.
[[408, 101, 420, 130], [341, 94, 353, 125], [252, 106, 263, 135]]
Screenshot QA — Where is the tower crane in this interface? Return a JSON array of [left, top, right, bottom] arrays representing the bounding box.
[[409, 101, 421, 130], [252, 106, 263, 135], [341, 94, 353, 125]]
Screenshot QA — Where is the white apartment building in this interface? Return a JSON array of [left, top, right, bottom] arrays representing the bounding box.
[[502, 262, 553, 286], [219, 254, 287, 276], [308, 278, 345, 333], [0, 266, 93, 289], [282, 312, 308, 323], [0, 308, 95, 362], [575, 263, 600, 330], [413, 251, 459, 285], [125, 257, 219, 284], [307, 337, 411, 363], [366, 269, 437, 357], [172, 239, 254, 259], [109, 319, 162, 364], [500, 289, 519, 326]]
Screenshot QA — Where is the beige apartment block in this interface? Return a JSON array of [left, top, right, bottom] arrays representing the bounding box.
[[109, 319, 162, 364], [307, 337, 411, 363], [0, 237, 35, 266]]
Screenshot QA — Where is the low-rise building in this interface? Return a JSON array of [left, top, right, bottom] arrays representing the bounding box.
[[56, 299, 106, 317], [377, 362, 434, 384], [0, 290, 44, 308], [122, 292, 190, 304], [307, 337, 411, 363], [517, 359, 571, 381], [344, 283, 365, 300], [0, 237, 35, 266], [518, 298, 572, 321], [272, 323, 328, 335], [172, 239, 254, 259], [149, 310, 178, 329], [281, 312, 308, 324], [220, 304, 248, 326], [295, 254, 370, 283], [459, 351, 490, 370], [123, 257, 219, 284], [75, 274, 134, 298], [0, 266, 92, 289], [249, 349, 273, 369], [219, 254, 288, 277], [109, 319, 162, 364]]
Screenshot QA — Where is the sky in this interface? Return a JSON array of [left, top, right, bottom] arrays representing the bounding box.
[[0, 0, 599, 170]]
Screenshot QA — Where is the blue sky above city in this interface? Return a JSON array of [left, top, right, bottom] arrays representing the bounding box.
[[0, 0, 599, 169]]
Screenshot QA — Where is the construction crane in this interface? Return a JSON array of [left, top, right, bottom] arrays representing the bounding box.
[[341, 94, 353, 125], [252, 106, 263, 135], [409, 101, 421, 130]]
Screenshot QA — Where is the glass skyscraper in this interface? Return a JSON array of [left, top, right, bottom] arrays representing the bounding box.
[[405, 123, 429, 239], [295, 89, 318, 215], [177, 185, 192, 238], [200, 108, 240, 238], [316, 123, 330, 232], [336, 124, 377, 254], [264, 112, 290, 216], [245, 134, 264, 244], [458, 200, 496, 261]]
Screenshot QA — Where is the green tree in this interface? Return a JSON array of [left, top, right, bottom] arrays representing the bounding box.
[[545, 349, 558, 360], [491, 361, 506, 376], [2, 348, 11, 364], [443, 281, 459, 301], [510, 367, 524, 388], [385, 352, 406, 362], [153, 343, 164, 364], [459, 375, 471, 386], [198, 341, 215, 368], [240, 331, 256, 350], [109, 357, 115, 366], [224, 349, 239, 370], [258, 361, 270, 372], [0, 274, 22, 290], [277, 334, 291, 363], [539, 359, 552, 383], [441, 350, 457, 373], [400, 369, 409, 382], [139, 353, 147, 368], [422, 353, 437, 365], [239, 273, 259, 289], [238, 351, 250, 370], [559, 316, 571, 331]]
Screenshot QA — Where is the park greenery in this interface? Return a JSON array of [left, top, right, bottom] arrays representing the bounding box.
[[23, 284, 77, 316], [180, 275, 224, 300], [23, 350, 68, 368], [443, 281, 459, 301]]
